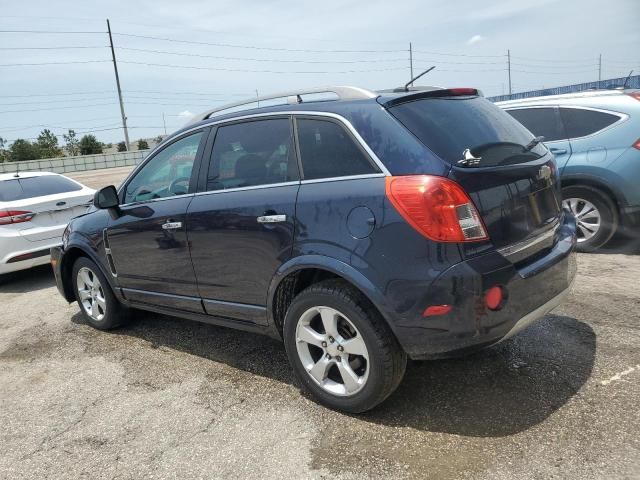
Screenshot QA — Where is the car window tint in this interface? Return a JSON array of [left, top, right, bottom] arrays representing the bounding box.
[[506, 107, 566, 142], [390, 97, 547, 167], [0, 175, 82, 202], [296, 118, 377, 179], [124, 131, 203, 204], [206, 118, 297, 191], [559, 108, 620, 139]]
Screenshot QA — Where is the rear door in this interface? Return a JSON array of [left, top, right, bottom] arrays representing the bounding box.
[[389, 96, 563, 251], [106, 129, 208, 312], [505, 106, 573, 170], [187, 116, 299, 324]]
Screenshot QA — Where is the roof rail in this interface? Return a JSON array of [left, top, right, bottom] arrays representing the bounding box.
[[190, 85, 376, 124]]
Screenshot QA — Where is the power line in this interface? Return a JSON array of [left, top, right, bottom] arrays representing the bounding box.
[[0, 45, 108, 50], [117, 46, 408, 64], [113, 32, 405, 53], [0, 91, 114, 98], [0, 29, 104, 34], [0, 101, 118, 114], [118, 60, 405, 74], [0, 60, 110, 67], [0, 96, 115, 106], [412, 49, 505, 58]]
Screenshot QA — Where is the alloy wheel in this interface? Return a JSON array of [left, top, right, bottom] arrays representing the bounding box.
[[563, 197, 601, 243], [76, 267, 107, 322], [295, 306, 370, 396]]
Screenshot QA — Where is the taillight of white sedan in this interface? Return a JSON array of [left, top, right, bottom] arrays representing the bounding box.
[[0, 171, 95, 275]]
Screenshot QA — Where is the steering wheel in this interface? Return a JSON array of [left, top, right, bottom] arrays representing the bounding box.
[[169, 177, 190, 195]]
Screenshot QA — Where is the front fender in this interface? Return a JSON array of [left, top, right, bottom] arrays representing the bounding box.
[[266, 254, 397, 337]]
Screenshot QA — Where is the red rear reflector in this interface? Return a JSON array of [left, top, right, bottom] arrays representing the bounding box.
[[633, 138, 640, 150], [0, 210, 35, 225], [423, 305, 452, 317], [627, 92, 640, 102], [385, 175, 489, 242], [485, 286, 505, 310]]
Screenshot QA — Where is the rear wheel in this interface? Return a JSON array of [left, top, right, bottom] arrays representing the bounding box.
[[562, 185, 618, 252], [283, 279, 406, 413], [72, 257, 129, 330]]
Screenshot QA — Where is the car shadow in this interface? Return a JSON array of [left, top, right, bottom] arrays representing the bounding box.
[[597, 230, 640, 255], [73, 311, 595, 438], [0, 264, 56, 293]]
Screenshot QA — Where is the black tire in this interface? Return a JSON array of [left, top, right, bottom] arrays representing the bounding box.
[[562, 185, 618, 253], [72, 257, 129, 330], [283, 279, 407, 413]]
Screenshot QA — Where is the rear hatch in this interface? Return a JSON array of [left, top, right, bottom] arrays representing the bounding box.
[[0, 175, 93, 242], [385, 93, 562, 253]]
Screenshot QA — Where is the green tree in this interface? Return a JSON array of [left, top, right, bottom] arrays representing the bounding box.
[[137, 139, 149, 150], [154, 135, 164, 143], [79, 134, 103, 155], [63, 129, 80, 156], [117, 141, 127, 152], [0, 137, 9, 163], [9, 139, 40, 161], [37, 129, 63, 158]]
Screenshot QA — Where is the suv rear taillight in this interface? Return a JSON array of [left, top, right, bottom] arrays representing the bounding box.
[[0, 210, 35, 225], [385, 175, 489, 242], [627, 91, 640, 102]]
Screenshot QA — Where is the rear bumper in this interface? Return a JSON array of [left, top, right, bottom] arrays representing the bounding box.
[[394, 214, 577, 359]]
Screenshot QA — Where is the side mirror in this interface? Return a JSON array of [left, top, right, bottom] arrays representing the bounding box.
[[94, 185, 119, 209]]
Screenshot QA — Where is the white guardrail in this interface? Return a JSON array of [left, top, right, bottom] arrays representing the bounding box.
[[0, 150, 148, 175]]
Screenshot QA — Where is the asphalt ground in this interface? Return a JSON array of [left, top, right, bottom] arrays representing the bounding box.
[[1, 166, 638, 479]]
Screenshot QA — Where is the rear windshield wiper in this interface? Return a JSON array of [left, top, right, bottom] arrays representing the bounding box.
[[524, 136, 544, 152]]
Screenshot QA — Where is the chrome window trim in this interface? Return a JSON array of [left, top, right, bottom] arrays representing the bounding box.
[[504, 105, 629, 142], [119, 193, 195, 209], [194, 181, 299, 197], [300, 173, 386, 184], [497, 221, 559, 259], [119, 110, 391, 204]]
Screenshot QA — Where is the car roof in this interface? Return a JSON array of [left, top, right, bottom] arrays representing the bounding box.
[[0, 171, 58, 182], [495, 89, 637, 107]]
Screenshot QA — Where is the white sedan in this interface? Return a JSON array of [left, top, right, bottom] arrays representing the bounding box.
[[0, 171, 95, 275]]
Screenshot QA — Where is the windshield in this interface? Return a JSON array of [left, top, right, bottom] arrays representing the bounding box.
[[0, 175, 83, 202], [389, 96, 548, 167]]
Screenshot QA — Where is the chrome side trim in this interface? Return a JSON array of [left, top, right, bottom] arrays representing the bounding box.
[[118, 193, 196, 209], [194, 181, 299, 197], [300, 173, 386, 184], [497, 223, 558, 260]]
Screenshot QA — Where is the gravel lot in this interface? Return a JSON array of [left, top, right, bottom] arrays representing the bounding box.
[[1, 167, 639, 479]]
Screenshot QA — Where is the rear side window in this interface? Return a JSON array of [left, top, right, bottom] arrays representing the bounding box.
[[206, 118, 297, 191], [0, 175, 82, 202], [506, 107, 567, 142], [296, 118, 378, 179], [389, 97, 547, 167], [559, 108, 620, 139]]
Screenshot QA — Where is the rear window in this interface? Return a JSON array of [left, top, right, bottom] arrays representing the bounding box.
[[389, 96, 547, 167], [0, 175, 82, 202], [559, 108, 620, 138]]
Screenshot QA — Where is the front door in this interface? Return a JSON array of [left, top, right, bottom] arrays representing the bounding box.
[[107, 129, 208, 312], [187, 117, 299, 324]]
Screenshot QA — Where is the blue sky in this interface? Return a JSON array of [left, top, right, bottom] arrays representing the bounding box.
[[1, 0, 638, 147]]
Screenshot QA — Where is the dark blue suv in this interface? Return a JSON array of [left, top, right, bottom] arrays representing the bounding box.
[[51, 86, 577, 412]]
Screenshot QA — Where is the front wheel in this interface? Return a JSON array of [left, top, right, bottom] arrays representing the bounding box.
[[72, 257, 129, 330], [283, 279, 406, 413], [562, 185, 618, 252]]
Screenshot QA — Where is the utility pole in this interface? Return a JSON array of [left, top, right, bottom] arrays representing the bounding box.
[[107, 19, 130, 151], [409, 42, 414, 86], [256, 89, 260, 107], [598, 53, 602, 86], [162, 112, 167, 136], [507, 49, 512, 96]]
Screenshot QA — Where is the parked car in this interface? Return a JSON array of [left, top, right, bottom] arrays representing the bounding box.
[[51, 86, 576, 412], [0, 172, 94, 275], [497, 89, 640, 251]]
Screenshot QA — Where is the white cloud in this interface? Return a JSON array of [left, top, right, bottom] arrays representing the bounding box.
[[177, 110, 194, 119], [467, 35, 484, 45]]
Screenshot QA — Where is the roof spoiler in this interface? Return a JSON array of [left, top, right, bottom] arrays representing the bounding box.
[[380, 88, 483, 107]]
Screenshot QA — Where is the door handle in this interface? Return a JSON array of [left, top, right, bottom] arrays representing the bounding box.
[[549, 148, 567, 155], [162, 221, 183, 230], [257, 214, 287, 224]]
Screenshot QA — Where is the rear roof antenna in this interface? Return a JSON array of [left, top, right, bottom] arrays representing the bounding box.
[[403, 66, 436, 91], [622, 70, 634, 89]]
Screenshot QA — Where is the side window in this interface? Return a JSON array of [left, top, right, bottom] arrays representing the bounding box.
[[559, 108, 620, 139], [296, 118, 378, 180], [206, 118, 297, 191], [124, 132, 203, 204], [506, 107, 566, 142]]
